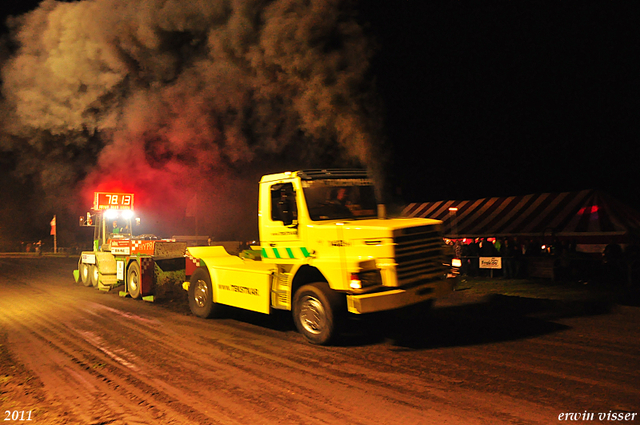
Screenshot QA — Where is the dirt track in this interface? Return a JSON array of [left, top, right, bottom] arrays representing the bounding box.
[[1, 256, 639, 424]]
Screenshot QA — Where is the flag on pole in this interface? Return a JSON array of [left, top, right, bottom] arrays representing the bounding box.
[[50, 216, 56, 236]]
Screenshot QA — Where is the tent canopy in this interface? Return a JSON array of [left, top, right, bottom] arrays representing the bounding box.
[[402, 189, 640, 244]]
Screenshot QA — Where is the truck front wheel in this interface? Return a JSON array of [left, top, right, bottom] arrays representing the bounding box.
[[127, 262, 141, 299], [189, 268, 220, 318], [293, 283, 340, 345]]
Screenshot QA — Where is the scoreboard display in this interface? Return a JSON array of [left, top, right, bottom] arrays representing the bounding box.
[[94, 192, 134, 210]]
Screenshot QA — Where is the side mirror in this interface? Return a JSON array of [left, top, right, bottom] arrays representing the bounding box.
[[280, 200, 294, 226], [79, 213, 94, 227]]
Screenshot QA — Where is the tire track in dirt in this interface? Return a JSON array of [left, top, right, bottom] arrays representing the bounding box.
[[0, 279, 576, 425], [84, 307, 446, 424], [12, 292, 468, 425], [64, 304, 387, 424], [3, 284, 376, 424], [0, 286, 224, 424], [84, 298, 570, 424], [3, 258, 640, 425], [4, 262, 421, 422], [100, 308, 555, 425]]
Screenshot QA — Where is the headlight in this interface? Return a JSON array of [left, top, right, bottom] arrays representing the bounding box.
[[350, 274, 362, 289], [350, 270, 382, 290]]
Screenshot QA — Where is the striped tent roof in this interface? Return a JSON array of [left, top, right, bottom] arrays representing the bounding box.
[[402, 190, 640, 243]]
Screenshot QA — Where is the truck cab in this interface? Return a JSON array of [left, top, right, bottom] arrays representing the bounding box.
[[185, 169, 451, 345]]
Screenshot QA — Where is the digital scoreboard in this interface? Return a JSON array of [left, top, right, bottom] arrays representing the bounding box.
[[93, 192, 134, 210]]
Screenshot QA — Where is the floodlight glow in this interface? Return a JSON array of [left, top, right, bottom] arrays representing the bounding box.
[[121, 210, 134, 219], [104, 209, 119, 219]]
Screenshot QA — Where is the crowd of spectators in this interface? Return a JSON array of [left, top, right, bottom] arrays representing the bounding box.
[[447, 237, 640, 287]]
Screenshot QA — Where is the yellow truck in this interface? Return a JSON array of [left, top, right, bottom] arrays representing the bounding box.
[[184, 169, 452, 344]]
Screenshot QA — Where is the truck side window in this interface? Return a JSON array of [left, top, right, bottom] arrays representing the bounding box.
[[271, 183, 298, 226]]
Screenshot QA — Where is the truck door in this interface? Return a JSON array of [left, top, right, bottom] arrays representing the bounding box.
[[261, 182, 309, 261]]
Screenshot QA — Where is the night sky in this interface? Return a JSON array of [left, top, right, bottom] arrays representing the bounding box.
[[0, 1, 638, 245], [359, 2, 639, 206]]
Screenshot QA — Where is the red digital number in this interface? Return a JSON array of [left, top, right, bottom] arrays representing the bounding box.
[[95, 192, 134, 210]]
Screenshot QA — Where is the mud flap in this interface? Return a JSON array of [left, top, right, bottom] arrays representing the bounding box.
[[139, 258, 155, 297], [153, 258, 186, 299]]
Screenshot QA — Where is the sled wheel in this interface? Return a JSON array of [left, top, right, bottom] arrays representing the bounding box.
[[127, 262, 141, 299], [89, 264, 99, 288], [80, 262, 92, 287]]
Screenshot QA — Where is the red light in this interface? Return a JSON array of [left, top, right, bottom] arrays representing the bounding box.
[[579, 205, 599, 215]]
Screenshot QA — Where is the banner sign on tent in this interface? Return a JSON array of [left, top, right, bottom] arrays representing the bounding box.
[[480, 257, 502, 269]]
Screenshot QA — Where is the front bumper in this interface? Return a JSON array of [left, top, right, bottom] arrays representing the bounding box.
[[346, 278, 453, 314]]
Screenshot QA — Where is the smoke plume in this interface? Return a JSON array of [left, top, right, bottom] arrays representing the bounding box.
[[0, 0, 383, 240]]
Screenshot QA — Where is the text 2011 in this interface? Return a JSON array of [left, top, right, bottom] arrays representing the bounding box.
[[4, 411, 32, 421]]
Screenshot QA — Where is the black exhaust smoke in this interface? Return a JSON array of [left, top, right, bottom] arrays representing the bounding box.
[[0, 0, 386, 237]]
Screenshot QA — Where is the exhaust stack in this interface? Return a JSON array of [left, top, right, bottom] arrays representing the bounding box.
[[377, 204, 387, 220]]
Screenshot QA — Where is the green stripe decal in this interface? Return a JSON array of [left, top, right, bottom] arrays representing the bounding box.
[[262, 247, 311, 259]]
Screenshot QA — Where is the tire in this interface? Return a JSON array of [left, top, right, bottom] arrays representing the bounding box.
[[188, 268, 220, 318], [89, 264, 99, 288], [127, 262, 141, 299], [80, 262, 92, 287], [293, 283, 341, 345]]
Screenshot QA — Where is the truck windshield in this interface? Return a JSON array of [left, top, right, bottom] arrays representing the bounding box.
[[302, 179, 377, 221], [108, 218, 132, 238]]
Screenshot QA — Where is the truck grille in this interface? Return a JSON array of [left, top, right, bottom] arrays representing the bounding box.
[[393, 225, 445, 285]]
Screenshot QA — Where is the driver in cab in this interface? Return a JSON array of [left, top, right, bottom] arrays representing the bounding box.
[[326, 187, 353, 217]]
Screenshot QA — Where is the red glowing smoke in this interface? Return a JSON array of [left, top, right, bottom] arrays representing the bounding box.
[[1, 0, 383, 239]]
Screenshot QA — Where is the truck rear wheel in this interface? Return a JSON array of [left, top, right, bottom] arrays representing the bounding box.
[[127, 262, 141, 299], [293, 283, 340, 345], [189, 268, 220, 318]]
